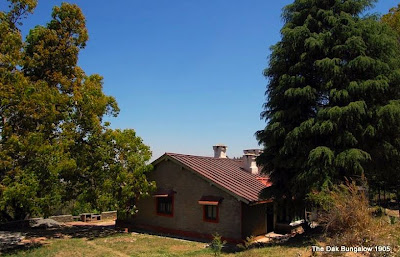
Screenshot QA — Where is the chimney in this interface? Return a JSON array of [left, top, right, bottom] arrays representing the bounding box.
[[243, 149, 263, 174], [243, 149, 262, 155], [213, 144, 227, 158]]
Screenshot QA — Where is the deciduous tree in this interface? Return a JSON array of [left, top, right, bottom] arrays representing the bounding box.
[[382, 3, 400, 38], [0, 1, 154, 221]]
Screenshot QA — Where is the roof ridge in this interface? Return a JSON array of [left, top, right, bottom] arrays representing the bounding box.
[[165, 152, 236, 160], [165, 152, 259, 176]]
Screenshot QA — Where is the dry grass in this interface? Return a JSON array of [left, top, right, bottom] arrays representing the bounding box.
[[312, 180, 400, 256], [3, 224, 397, 257], [3, 233, 208, 257], [3, 232, 312, 257], [319, 181, 373, 243], [385, 208, 400, 218]]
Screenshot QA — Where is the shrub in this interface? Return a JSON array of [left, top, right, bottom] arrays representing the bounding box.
[[373, 206, 385, 217], [210, 232, 226, 257], [309, 179, 399, 255], [389, 216, 397, 225], [237, 236, 254, 250]]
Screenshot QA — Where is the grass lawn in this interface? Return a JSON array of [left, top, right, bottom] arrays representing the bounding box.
[[3, 215, 399, 257], [3, 232, 312, 257]]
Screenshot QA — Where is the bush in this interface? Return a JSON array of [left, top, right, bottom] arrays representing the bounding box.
[[389, 216, 397, 225], [373, 206, 385, 217], [237, 236, 254, 250], [309, 179, 399, 254]]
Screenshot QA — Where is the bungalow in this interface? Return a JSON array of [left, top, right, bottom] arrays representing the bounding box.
[[119, 145, 303, 242]]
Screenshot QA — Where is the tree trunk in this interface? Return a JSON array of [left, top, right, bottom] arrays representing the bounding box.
[[397, 188, 400, 218], [378, 188, 381, 206], [0, 210, 13, 222], [384, 189, 386, 207], [14, 206, 27, 221]]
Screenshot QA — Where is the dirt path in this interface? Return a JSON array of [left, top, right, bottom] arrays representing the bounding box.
[[65, 220, 116, 227], [85, 240, 130, 257]]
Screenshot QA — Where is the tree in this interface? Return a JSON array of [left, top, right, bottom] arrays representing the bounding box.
[[381, 4, 400, 215], [382, 3, 400, 38], [65, 128, 154, 216], [256, 0, 400, 202], [0, 1, 154, 221]]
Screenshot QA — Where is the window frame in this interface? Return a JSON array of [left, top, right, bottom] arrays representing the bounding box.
[[203, 204, 219, 223], [155, 195, 174, 217]]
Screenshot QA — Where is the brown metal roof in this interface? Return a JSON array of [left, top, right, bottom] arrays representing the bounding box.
[[154, 153, 271, 203]]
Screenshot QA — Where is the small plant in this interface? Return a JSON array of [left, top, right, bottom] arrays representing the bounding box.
[[389, 216, 397, 225], [210, 232, 226, 256], [373, 206, 385, 217], [237, 236, 254, 250]]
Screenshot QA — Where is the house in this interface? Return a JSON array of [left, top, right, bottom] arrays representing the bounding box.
[[119, 145, 301, 242]]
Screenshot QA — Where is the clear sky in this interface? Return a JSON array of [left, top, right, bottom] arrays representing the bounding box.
[[3, 0, 399, 160]]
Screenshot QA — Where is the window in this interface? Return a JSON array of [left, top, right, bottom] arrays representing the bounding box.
[[156, 196, 173, 216], [203, 205, 219, 223], [153, 189, 175, 217], [198, 195, 222, 223]]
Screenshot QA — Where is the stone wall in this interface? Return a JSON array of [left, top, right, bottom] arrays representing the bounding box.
[[49, 215, 73, 223], [101, 211, 117, 220], [0, 211, 117, 229]]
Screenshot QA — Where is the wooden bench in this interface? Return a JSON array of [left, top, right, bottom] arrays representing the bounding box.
[[92, 214, 101, 221]]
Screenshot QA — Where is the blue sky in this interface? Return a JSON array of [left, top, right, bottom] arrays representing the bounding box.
[[3, 0, 399, 160]]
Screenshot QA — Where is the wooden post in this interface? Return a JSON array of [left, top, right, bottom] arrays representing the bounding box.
[[397, 188, 400, 218]]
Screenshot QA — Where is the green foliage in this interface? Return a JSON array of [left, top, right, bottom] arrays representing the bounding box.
[[257, 0, 400, 201], [210, 232, 226, 257], [382, 3, 400, 38], [0, 1, 154, 221], [236, 236, 254, 250], [389, 216, 397, 225], [373, 206, 385, 217]]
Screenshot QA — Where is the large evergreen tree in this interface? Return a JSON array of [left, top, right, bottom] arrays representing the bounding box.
[[256, 0, 400, 201], [380, 4, 400, 212], [0, 1, 154, 221]]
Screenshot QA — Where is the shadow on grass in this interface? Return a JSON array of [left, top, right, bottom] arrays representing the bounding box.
[[1, 243, 43, 256], [127, 227, 212, 244], [276, 226, 323, 248], [230, 226, 324, 254], [0, 222, 124, 255]]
